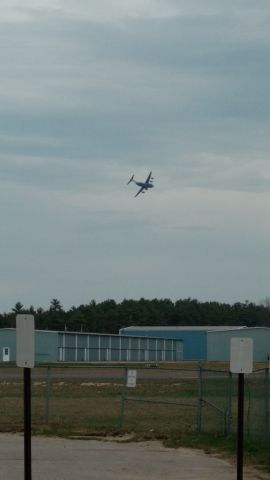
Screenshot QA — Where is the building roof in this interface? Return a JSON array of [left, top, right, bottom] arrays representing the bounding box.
[[121, 326, 246, 332], [208, 326, 270, 333], [0, 328, 182, 342]]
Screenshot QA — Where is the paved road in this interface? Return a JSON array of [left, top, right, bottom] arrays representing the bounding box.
[[0, 434, 268, 480]]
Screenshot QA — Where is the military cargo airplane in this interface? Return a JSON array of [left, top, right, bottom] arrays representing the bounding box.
[[127, 171, 154, 197]]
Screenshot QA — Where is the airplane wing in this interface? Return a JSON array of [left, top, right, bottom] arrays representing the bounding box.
[[145, 171, 152, 183], [135, 186, 145, 197]]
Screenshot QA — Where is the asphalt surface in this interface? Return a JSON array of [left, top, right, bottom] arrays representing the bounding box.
[[0, 434, 268, 480]]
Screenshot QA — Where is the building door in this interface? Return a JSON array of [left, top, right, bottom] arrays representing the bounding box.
[[3, 347, 10, 362]]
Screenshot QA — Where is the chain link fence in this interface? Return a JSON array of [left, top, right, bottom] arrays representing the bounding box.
[[198, 366, 270, 441], [0, 364, 269, 440]]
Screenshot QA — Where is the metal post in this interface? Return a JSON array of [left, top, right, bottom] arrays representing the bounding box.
[[237, 373, 244, 480], [225, 371, 232, 436], [119, 368, 127, 429], [45, 366, 51, 424], [197, 364, 202, 433], [265, 368, 269, 440], [24, 368, 32, 480]]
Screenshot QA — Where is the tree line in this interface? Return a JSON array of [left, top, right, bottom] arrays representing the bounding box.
[[0, 297, 270, 334]]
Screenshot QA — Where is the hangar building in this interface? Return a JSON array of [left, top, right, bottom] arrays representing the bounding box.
[[0, 328, 183, 363], [120, 326, 270, 362], [207, 327, 270, 362], [119, 326, 245, 360]]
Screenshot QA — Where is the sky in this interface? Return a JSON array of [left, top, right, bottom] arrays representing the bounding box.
[[1, 0, 270, 311]]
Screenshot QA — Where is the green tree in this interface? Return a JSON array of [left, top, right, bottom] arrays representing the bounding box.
[[12, 302, 24, 313], [49, 298, 63, 312]]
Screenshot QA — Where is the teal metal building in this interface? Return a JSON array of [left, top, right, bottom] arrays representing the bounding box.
[[119, 326, 244, 360], [0, 328, 183, 363], [0, 329, 58, 362], [207, 327, 270, 362], [3, 326, 267, 362]]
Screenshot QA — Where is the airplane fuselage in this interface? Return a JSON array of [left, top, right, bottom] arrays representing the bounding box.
[[135, 181, 154, 189]]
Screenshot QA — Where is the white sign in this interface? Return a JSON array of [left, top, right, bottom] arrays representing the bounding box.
[[230, 337, 253, 374], [127, 369, 137, 387], [16, 315, 35, 368]]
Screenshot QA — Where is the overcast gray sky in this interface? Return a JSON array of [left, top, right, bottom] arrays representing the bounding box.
[[1, 0, 270, 311]]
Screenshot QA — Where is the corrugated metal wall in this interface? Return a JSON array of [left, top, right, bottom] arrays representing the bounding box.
[[36, 331, 59, 362], [207, 327, 270, 362], [7, 325, 269, 362], [0, 329, 16, 361], [0, 329, 58, 362], [120, 327, 207, 360], [58, 332, 183, 362], [0, 329, 183, 362]]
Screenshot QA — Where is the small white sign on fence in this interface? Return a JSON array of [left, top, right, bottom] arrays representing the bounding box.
[[127, 369, 137, 388]]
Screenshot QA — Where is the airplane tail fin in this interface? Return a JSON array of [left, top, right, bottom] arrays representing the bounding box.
[[127, 174, 134, 185]]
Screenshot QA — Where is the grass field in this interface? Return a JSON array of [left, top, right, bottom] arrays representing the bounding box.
[[0, 362, 269, 473]]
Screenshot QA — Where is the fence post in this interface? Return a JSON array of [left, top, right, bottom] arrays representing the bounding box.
[[45, 366, 51, 424], [197, 364, 202, 433], [225, 371, 232, 436], [118, 368, 127, 429], [264, 367, 269, 440]]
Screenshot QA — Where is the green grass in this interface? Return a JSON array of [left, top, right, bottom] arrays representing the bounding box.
[[164, 432, 270, 473]]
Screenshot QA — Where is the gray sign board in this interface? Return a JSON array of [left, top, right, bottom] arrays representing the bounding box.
[[230, 337, 253, 374], [16, 314, 35, 368]]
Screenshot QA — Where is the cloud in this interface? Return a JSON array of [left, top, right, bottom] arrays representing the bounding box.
[[0, 0, 194, 24], [0, 2, 270, 309]]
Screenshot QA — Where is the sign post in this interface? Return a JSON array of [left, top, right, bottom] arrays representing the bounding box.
[[230, 338, 253, 480], [16, 314, 35, 480]]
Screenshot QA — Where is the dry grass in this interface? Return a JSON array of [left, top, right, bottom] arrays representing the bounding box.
[[0, 363, 268, 440]]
